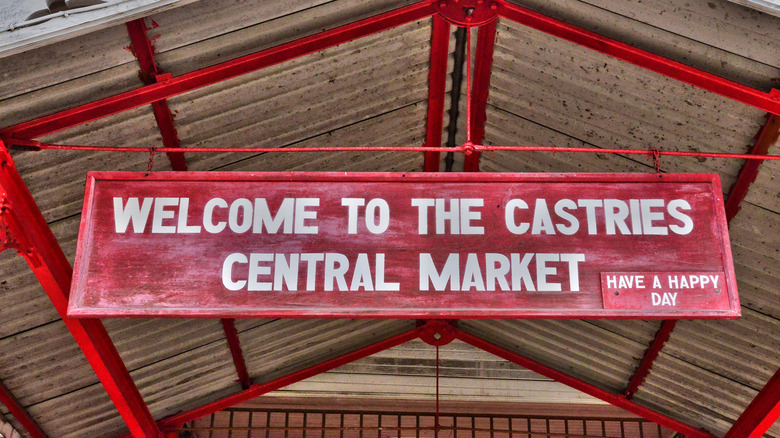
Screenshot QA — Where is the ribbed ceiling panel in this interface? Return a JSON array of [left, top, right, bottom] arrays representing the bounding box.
[[633, 352, 759, 436], [458, 320, 651, 394], [237, 319, 416, 385]]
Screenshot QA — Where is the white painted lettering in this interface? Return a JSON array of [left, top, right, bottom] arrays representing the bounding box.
[[485, 253, 510, 291], [365, 198, 390, 234], [375, 254, 399, 291], [536, 253, 561, 292], [640, 199, 668, 235], [560, 253, 585, 291], [436, 199, 459, 234], [577, 199, 603, 235], [531, 199, 556, 235], [510, 253, 535, 291], [301, 253, 324, 291], [604, 199, 631, 235], [350, 253, 374, 291], [248, 253, 273, 291], [254, 198, 294, 234], [113, 197, 153, 233], [294, 198, 319, 234], [667, 199, 694, 235], [554, 199, 579, 235], [176, 198, 201, 233], [203, 198, 227, 233], [151, 197, 178, 234], [505, 199, 530, 234], [460, 198, 484, 235], [462, 254, 486, 291], [228, 198, 253, 233], [411, 198, 435, 234], [222, 253, 248, 291], [419, 253, 460, 291], [274, 253, 299, 291]]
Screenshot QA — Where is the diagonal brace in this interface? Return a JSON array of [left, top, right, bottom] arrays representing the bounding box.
[[0, 142, 160, 438]]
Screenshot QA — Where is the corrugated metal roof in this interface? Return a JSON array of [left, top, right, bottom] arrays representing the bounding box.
[[459, 319, 655, 394], [236, 319, 417, 384], [269, 339, 603, 404]]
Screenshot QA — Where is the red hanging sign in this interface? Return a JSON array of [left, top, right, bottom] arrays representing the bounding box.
[[68, 172, 739, 319]]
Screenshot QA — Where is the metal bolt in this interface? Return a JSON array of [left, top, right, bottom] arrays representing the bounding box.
[[614, 291, 620, 295], [714, 288, 721, 294], [433, 332, 442, 340]]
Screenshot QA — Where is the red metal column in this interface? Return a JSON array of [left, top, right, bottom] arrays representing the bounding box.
[[0, 1, 434, 141], [221, 319, 252, 390], [0, 379, 48, 438], [126, 18, 187, 171], [725, 368, 780, 438], [495, 0, 780, 116], [725, 112, 780, 223], [152, 325, 423, 434], [0, 142, 160, 438], [423, 15, 451, 172], [623, 320, 676, 399], [463, 19, 497, 172], [453, 327, 717, 438]]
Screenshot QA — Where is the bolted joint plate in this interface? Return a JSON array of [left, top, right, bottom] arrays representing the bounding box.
[[418, 320, 457, 346], [434, 0, 498, 27]]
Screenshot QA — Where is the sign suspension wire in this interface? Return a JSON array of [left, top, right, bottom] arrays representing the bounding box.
[[435, 343, 440, 438]]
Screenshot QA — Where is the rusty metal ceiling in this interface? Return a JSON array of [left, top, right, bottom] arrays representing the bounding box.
[[0, 0, 778, 437]]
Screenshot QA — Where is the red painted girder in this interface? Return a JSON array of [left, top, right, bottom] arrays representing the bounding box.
[[623, 320, 676, 399], [220, 319, 252, 390], [463, 19, 497, 172], [0, 142, 160, 438], [0, 379, 48, 438], [1, 2, 434, 140], [152, 325, 423, 433], [125, 19, 187, 171], [453, 327, 718, 438], [495, 1, 780, 116], [125, 19, 160, 79], [725, 113, 780, 223], [725, 368, 780, 438], [423, 15, 451, 172]]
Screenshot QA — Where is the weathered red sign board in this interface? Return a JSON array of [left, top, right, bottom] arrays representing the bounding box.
[[68, 172, 739, 319]]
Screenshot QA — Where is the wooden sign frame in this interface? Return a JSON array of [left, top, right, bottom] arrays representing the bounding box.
[[68, 172, 739, 319]]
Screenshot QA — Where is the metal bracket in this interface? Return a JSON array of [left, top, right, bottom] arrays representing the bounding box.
[[434, 0, 498, 27], [0, 194, 21, 254], [0, 153, 41, 266]]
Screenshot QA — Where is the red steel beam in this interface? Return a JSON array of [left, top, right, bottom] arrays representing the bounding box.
[[221, 319, 252, 390], [1, 2, 434, 141], [453, 327, 717, 438], [623, 320, 676, 399], [725, 368, 780, 438], [126, 18, 187, 171], [495, 1, 780, 117], [725, 113, 780, 223], [153, 325, 423, 434], [0, 142, 160, 438], [423, 15, 451, 172], [463, 19, 497, 172], [0, 379, 48, 438]]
